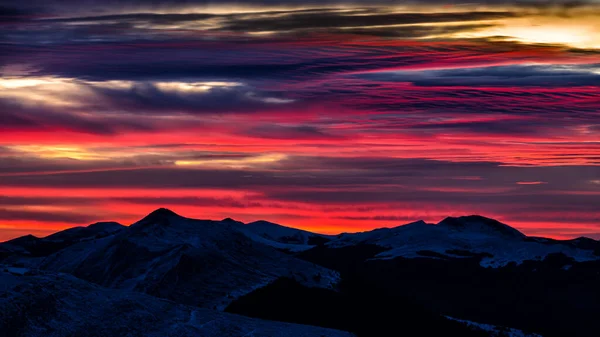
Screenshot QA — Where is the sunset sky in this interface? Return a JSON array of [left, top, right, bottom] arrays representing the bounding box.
[[1, 0, 599, 241]]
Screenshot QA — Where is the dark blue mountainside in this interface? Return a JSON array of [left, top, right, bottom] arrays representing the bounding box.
[[2, 209, 600, 337]]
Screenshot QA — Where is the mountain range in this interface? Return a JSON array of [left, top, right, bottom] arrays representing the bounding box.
[[2, 209, 599, 337]]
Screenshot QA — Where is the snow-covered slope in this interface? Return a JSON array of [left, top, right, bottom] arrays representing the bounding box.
[[328, 215, 600, 267], [0, 235, 37, 255], [0, 221, 124, 260], [38, 208, 339, 309], [44, 221, 124, 242], [236, 220, 332, 252], [0, 267, 354, 337], [4, 211, 599, 271], [446, 317, 542, 337]]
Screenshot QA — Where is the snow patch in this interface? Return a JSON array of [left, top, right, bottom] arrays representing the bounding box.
[[446, 316, 542, 337], [328, 216, 600, 267]]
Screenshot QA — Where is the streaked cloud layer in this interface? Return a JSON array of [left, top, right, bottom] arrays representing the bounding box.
[[1, 0, 599, 240]]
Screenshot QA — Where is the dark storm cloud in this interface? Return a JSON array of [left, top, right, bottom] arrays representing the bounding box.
[[322, 78, 600, 117], [88, 83, 299, 114], [356, 65, 600, 87], [110, 196, 295, 209], [1, 157, 595, 217], [0, 150, 260, 175], [329, 23, 497, 38], [1, 156, 597, 192], [219, 10, 517, 32], [0, 195, 276, 210], [38, 59, 295, 82], [6, 0, 599, 10], [407, 119, 551, 135], [23, 40, 598, 92], [0, 167, 332, 189], [0, 98, 116, 135], [24, 10, 503, 40], [0, 82, 308, 137], [0, 4, 513, 30], [0, 98, 159, 135], [1, 0, 599, 240], [0, 6, 34, 23], [243, 124, 343, 140], [284, 157, 600, 188], [274, 156, 499, 172], [3, 51, 599, 139], [0, 208, 98, 224], [46, 12, 216, 24], [263, 188, 600, 212], [5, 38, 587, 86], [0, 155, 135, 175], [0, 39, 318, 80], [0, 196, 94, 206]]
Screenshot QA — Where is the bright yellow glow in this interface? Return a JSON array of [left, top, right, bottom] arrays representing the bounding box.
[[0, 77, 65, 89], [155, 81, 242, 92], [91, 80, 136, 90], [175, 153, 286, 168], [494, 26, 593, 47], [5, 205, 75, 213], [7, 144, 178, 162], [92, 80, 242, 92], [9, 145, 105, 161], [0, 77, 246, 109], [0, 77, 88, 107], [451, 15, 600, 49], [45, 4, 600, 50]]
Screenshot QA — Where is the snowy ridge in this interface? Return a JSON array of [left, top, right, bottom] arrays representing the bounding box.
[[236, 220, 332, 252], [0, 221, 124, 257], [44, 221, 124, 241], [3, 211, 599, 270], [3, 210, 599, 337], [327, 215, 600, 267], [446, 317, 542, 337], [34, 209, 340, 309]]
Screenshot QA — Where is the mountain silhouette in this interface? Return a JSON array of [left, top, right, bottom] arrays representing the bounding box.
[[2, 209, 599, 337]]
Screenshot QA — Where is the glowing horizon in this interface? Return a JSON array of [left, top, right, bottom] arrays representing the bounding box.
[[0, 0, 599, 241]]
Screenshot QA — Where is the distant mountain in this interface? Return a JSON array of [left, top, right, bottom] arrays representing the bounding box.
[[45, 221, 124, 241], [0, 221, 124, 258], [329, 215, 600, 267], [29, 208, 339, 310], [0, 267, 353, 337], [2, 210, 600, 337], [438, 215, 525, 239], [236, 220, 332, 252], [292, 215, 600, 337]]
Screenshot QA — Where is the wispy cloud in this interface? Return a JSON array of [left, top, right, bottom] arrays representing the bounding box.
[[0, 0, 599, 240]]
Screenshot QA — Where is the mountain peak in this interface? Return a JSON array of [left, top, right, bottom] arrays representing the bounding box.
[[248, 220, 279, 227], [438, 215, 525, 239], [87, 221, 124, 231], [134, 208, 182, 228], [5, 234, 39, 245], [221, 217, 244, 225], [143, 208, 180, 220]]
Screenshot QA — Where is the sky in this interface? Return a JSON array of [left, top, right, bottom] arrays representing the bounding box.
[[0, 0, 599, 241]]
